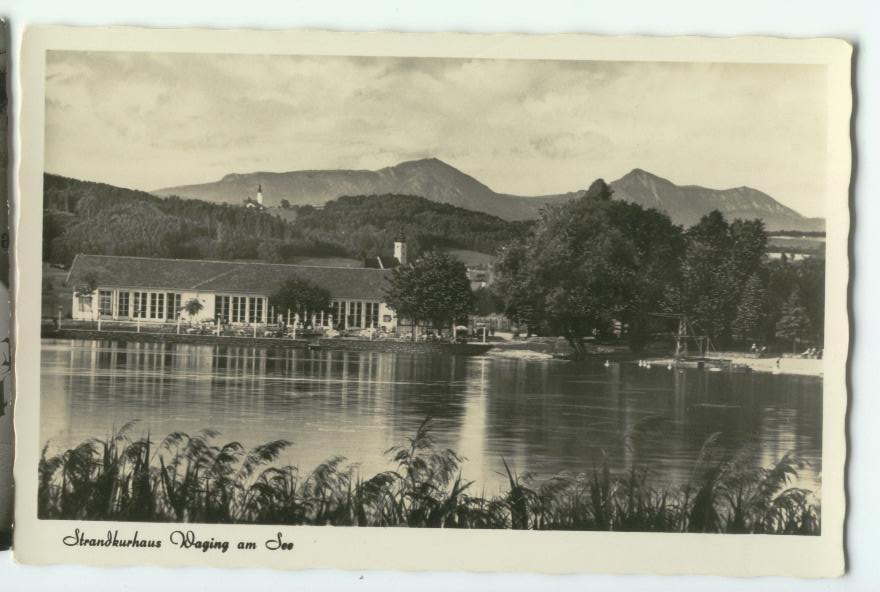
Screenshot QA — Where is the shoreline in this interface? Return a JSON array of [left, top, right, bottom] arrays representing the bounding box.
[[720, 355, 823, 377], [41, 330, 823, 375], [642, 355, 823, 377], [41, 328, 494, 356], [485, 343, 823, 377]]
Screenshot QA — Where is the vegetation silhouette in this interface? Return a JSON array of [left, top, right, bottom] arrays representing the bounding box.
[[38, 418, 819, 534]]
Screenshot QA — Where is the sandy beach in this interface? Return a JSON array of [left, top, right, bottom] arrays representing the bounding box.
[[644, 355, 824, 377], [722, 355, 824, 377]]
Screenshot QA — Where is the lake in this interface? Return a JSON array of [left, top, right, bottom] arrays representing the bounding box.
[[39, 339, 823, 497]]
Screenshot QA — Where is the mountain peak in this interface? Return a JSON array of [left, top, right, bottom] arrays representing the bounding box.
[[387, 157, 457, 172], [620, 168, 669, 183]]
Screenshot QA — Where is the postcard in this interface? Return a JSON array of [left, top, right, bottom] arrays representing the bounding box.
[[13, 26, 851, 575]]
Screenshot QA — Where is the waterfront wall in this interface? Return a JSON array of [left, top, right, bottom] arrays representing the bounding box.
[[42, 328, 310, 350], [41, 328, 493, 355]]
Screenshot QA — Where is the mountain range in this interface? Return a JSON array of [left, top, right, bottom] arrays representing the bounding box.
[[154, 158, 824, 232]]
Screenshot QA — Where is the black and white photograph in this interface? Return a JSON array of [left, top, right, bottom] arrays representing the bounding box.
[[11, 27, 852, 576]]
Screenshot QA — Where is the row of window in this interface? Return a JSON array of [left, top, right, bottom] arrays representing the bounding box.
[[325, 300, 380, 328], [88, 290, 184, 320], [215, 295, 264, 324], [86, 290, 389, 327]]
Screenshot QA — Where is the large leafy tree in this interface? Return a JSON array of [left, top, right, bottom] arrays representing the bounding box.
[[384, 251, 475, 340], [473, 286, 504, 316], [494, 179, 685, 353], [269, 276, 332, 317]]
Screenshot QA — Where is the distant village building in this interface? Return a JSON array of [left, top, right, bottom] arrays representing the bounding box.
[[466, 267, 490, 291], [66, 245, 409, 331], [243, 184, 266, 210], [364, 235, 407, 269]]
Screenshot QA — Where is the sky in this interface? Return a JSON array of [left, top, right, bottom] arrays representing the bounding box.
[[45, 51, 829, 218]]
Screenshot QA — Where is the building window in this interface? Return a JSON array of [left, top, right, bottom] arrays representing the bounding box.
[[147, 292, 165, 320], [331, 301, 344, 328], [248, 297, 263, 323], [229, 296, 248, 323], [77, 295, 92, 314], [98, 290, 113, 316], [230, 296, 239, 322], [216, 295, 230, 323], [117, 291, 130, 318], [348, 301, 362, 328], [383, 314, 392, 323], [132, 292, 149, 319], [366, 302, 379, 328], [166, 293, 181, 320]]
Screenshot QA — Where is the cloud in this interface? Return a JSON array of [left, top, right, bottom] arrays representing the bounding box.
[[44, 51, 829, 217]]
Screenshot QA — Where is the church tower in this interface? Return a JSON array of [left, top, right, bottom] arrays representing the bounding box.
[[394, 234, 407, 266], [256, 184, 263, 206]]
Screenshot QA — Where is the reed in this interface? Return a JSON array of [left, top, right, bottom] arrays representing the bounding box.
[[37, 418, 819, 534]]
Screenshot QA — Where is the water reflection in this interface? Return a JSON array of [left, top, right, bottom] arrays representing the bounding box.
[[40, 339, 822, 496]]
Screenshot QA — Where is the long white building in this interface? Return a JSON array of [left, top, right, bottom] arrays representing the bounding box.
[[65, 254, 400, 331]]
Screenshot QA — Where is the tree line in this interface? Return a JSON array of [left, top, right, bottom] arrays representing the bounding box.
[[42, 174, 522, 266], [494, 180, 824, 353], [291, 194, 529, 258]]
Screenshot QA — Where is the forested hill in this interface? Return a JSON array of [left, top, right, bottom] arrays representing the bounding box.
[[291, 194, 531, 258], [42, 173, 524, 266]]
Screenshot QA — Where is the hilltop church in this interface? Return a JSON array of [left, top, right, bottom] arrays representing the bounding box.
[[243, 184, 267, 210], [66, 237, 410, 332]]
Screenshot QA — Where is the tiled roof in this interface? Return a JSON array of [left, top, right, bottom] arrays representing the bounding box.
[[66, 254, 393, 300]]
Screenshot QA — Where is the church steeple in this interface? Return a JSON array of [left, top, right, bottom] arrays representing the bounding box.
[[394, 234, 407, 265], [256, 184, 263, 206]]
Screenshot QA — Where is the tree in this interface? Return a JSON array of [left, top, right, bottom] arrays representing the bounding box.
[[269, 276, 332, 318], [384, 251, 475, 341], [73, 272, 99, 298], [279, 199, 291, 209], [731, 273, 765, 343], [761, 255, 825, 347], [183, 297, 204, 324], [473, 286, 504, 316], [494, 179, 685, 353], [257, 239, 285, 263], [775, 291, 812, 353], [673, 212, 768, 346], [792, 256, 825, 345]]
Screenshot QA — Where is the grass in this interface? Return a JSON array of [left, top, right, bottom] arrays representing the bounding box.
[[38, 418, 820, 534]]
